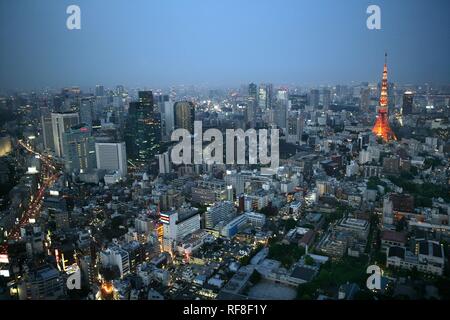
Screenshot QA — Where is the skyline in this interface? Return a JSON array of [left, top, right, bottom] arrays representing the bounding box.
[[0, 0, 449, 90]]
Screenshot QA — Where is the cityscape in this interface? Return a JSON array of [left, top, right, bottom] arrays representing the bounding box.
[[0, 0, 449, 304]]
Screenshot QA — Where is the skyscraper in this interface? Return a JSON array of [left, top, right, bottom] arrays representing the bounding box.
[[258, 84, 273, 111], [174, 101, 195, 133], [402, 91, 414, 115], [41, 115, 55, 152], [79, 97, 94, 128], [309, 89, 320, 108], [360, 87, 370, 113], [125, 91, 161, 162], [286, 114, 304, 144], [95, 85, 105, 97], [51, 112, 80, 157], [322, 89, 331, 110], [248, 83, 257, 99], [157, 151, 171, 175], [160, 97, 175, 142], [62, 124, 96, 173]]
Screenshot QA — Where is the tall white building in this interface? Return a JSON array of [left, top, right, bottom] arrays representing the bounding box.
[[157, 151, 171, 174], [160, 208, 201, 251], [100, 247, 130, 279], [95, 142, 127, 178], [161, 100, 174, 142], [51, 112, 80, 157]]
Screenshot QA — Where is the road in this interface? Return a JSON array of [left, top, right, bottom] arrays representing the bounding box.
[[0, 140, 60, 253]]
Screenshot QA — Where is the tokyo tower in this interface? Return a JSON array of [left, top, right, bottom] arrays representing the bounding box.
[[372, 53, 396, 142]]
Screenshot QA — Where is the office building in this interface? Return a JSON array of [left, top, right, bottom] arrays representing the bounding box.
[[79, 97, 94, 127], [125, 91, 161, 162], [62, 124, 96, 173], [157, 151, 171, 175], [95, 85, 105, 97], [322, 89, 331, 110], [309, 89, 320, 108], [41, 115, 55, 151], [18, 265, 64, 300], [100, 247, 130, 279], [174, 101, 195, 133], [95, 142, 127, 177], [205, 201, 236, 229], [160, 98, 174, 141], [402, 91, 414, 115], [51, 112, 80, 157]]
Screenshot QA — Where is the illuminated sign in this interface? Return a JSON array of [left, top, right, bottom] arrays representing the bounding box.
[[0, 270, 10, 277], [160, 213, 170, 225], [0, 254, 9, 264]]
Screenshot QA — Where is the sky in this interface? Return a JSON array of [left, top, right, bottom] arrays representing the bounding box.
[[0, 0, 449, 90]]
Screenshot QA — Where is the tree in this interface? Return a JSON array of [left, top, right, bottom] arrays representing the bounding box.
[[304, 255, 315, 266]]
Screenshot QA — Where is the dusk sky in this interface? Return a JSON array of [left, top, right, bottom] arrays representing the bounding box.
[[0, 0, 449, 90]]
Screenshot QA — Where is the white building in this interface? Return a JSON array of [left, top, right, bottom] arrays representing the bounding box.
[[160, 209, 201, 250], [100, 247, 130, 278], [95, 142, 127, 178], [205, 201, 236, 229], [157, 151, 171, 174]]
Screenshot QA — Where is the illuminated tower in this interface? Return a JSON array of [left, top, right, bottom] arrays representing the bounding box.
[[372, 53, 396, 142]]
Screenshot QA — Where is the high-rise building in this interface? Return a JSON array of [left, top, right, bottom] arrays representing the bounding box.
[[258, 84, 273, 111], [360, 87, 370, 113], [275, 100, 288, 130], [289, 94, 308, 111], [157, 151, 171, 175], [95, 85, 105, 97], [248, 83, 257, 99], [79, 97, 94, 127], [160, 207, 201, 249], [100, 247, 130, 279], [160, 98, 174, 141], [51, 112, 80, 157], [62, 124, 96, 172], [174, 101, 195, 133], [41, 115, 55, 152], [322, 89, 331, 110], [125, 91, 161, 162], [276, 88, 289, 102], [286, 114, 304, 144], [309, 89, 320, 108], [402, 91, 414, 115], [95, 142, 127, 178], [205, 201, 236, 229]]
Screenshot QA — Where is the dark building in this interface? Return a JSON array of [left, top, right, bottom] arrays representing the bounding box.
[[125, 91, 161, 162], [289, 94, 308, 111], [309, 89, 320, 108], [248, 83, 257, 99], [383, 156, 400, 175], [390, 193, 414, 213], [402, 91, 414, 115], [174, 101, 195, 133]]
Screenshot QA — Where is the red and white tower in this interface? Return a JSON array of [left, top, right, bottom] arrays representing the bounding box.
[[372, 53, 396, 141]]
